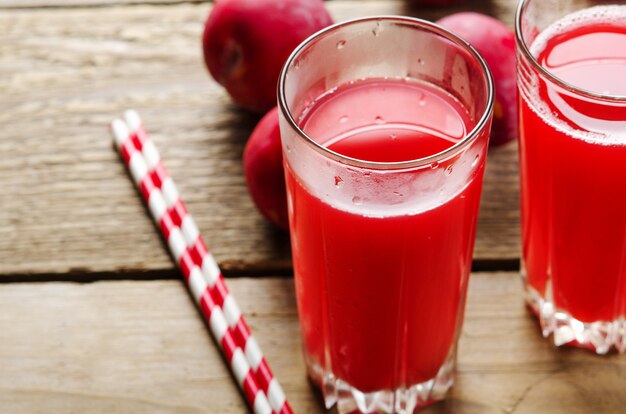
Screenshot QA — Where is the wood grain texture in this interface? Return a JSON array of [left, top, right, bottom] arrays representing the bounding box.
[[1, 273, 624, 414], [0, 1, 519, 277], [0, 0, 517, 20], [0, 0, 209, 8], [0, 0, 197, 8]]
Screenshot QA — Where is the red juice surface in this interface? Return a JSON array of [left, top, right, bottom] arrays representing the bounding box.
[[519, 6, 626, 323], [285, 78, 484, 391]]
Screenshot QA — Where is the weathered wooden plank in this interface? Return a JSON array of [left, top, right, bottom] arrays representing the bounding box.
[[0, 278, 313, 413], [0, 0, 193, 8], [0, 0, 517, 21], [0, 1, 519, 277], [1, 273, 624, 413], [0, 0, 208, 8]]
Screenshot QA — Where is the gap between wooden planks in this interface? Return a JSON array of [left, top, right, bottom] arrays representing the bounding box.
[[0, 1, 519, 278], [1, 273, 625, 414]]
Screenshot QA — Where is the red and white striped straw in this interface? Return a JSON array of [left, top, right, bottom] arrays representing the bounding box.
[[110, 113, 291, 414]]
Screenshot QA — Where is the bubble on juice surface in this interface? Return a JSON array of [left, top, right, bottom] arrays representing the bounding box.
[[390, 133, 397, 140], [336, 40, 346, 49]]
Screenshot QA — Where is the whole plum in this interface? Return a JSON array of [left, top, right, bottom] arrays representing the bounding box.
[[203, 0, 333, 113], [437, 12, 518, 145], [243, 107, 289, 231]]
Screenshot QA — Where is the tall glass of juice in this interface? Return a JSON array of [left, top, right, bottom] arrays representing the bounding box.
[[278, 17, 494, 413], [516, 0, 626, 353]]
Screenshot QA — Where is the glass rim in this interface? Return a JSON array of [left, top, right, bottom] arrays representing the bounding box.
[[277, 15, 495, 170], [515, 0, 626, 103]]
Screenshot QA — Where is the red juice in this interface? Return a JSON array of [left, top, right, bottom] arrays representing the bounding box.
[[519, 7, 626, 326], [284, 78, 485, 391]]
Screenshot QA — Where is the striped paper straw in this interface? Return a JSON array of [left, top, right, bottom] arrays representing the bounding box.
[[122, 110, 291, 414], [110, 113, 292, 414]]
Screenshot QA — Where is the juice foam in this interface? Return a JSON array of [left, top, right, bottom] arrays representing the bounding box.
[[521, 5, 626, 145]]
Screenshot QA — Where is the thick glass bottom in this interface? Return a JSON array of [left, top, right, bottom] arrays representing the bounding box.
[[525, 283, 626, 354], [304, 349, 456, 414]]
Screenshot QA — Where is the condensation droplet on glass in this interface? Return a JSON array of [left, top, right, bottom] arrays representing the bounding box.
[[372, 21, 383, 36], [363, 171, 371, 177], [390, 133, 397, 140], [336, 40, 346, 49], [472, 154, 480, 167], [334, 176, 343, 188], [418, 94, 426, 107], [352, 196, 363, 205], [393, 191, 403, 197], [430, 161, 439, 170], [294, 60, 301, 70], [445, 165, 453, 176], [285, 144, 292, 153], [375, 116, 385, 125], [339, 115, 349, 123], [417, 57, 424, 65]]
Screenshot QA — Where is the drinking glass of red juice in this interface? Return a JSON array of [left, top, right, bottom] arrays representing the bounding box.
[[516, 0, 626, 353], [277, 17, 494, 413]]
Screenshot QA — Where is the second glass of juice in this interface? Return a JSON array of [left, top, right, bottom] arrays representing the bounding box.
[[278, 17, 494, 413], [516, 0, 626, 354]]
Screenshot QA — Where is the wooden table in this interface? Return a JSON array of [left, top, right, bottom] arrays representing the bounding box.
[[1, 1, 624, 413]]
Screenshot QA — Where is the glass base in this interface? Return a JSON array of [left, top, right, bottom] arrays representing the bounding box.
[[305, 350, 455, 413], [525, 284, 626, 354]]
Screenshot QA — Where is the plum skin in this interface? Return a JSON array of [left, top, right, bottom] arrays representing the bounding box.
[[243, 107, 289, 231], [437, 12, 518, 146], [202, 0, 333, 113]]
